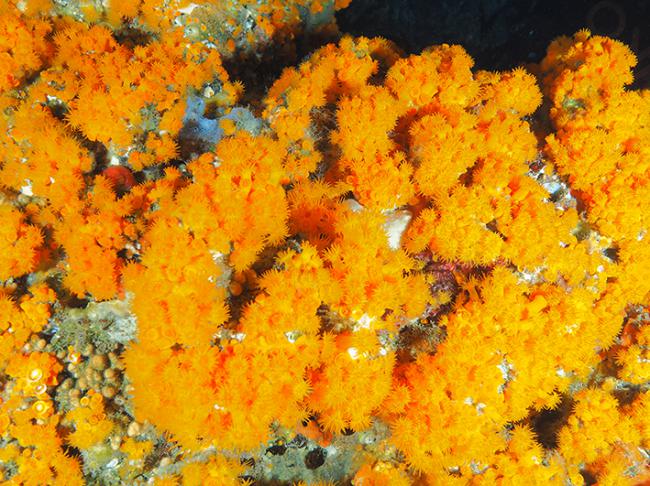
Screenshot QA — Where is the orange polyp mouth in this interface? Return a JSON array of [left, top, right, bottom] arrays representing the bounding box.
[[102, 165, 136, 193]]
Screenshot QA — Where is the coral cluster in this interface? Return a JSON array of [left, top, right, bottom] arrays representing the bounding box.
[[1, 0, 649, 484]]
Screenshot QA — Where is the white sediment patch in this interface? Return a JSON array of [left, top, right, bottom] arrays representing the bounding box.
[[383, 209, 412, 250]]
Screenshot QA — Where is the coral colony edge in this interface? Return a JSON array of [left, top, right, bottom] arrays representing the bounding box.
[[1, 0, 649, 485]]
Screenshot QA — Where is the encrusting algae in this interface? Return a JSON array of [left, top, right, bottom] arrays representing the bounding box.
[[0, 0, 649, 484]]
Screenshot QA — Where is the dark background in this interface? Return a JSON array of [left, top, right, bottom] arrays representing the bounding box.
[[336, 0, 650, 88]]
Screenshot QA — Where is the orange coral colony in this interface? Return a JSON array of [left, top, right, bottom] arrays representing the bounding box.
[[0, 0, 649, 483]]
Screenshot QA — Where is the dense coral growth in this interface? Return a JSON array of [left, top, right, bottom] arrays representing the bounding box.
[[0, 0, 649, 483]]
